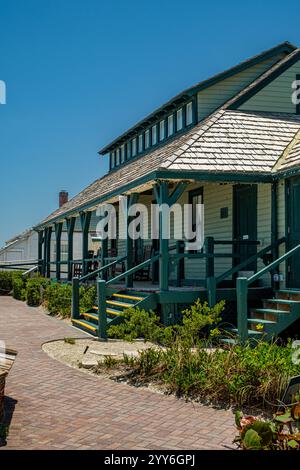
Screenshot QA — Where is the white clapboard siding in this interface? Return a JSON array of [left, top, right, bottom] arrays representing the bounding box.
[[239, 59, 300, 113], [197, 56, 285, 121]]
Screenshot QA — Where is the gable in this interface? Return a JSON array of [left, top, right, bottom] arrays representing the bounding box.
[[197, 54, 287, 121], [238, 58, 300, 114]]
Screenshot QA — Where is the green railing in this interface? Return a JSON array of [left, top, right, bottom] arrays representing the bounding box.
[[206, 237, 286, 307], [236, 241, 300, 343], [72, 254, 159, 340]]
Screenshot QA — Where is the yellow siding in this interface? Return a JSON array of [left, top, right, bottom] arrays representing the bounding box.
[[197, 56, 285, 121], [239, 59, 300, 113]]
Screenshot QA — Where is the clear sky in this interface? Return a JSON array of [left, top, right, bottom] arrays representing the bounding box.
[[0, 0, 300, 246]]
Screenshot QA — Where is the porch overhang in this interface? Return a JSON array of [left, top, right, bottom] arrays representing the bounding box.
[[34, 169, 273, 230]]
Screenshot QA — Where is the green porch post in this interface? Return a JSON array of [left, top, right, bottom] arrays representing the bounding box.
[[97, 279, 107, 340], [205, 236, 215, 278], [72, 277, 80, 320], [80, 211, 92, 277], [154, 180, 188, 296], [100, 237, 108, 280], [271, 181, 279, 288], [43, 228, 48, 277], [236, 277, 249, 344], [37, 231, 44, 275], [66, 217, 76, 281], [55, 222, 63, 281], [46, 226, 53, 278], [175, 240, 185, 287], [126, 193, 139, 288]]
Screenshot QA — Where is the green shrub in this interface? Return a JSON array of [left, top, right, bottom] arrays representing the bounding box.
[[108, 299, 224, 347], [26, 277, 48, 307], [80, 285, 97, 311], [108, 307, 164, 343], [12, 275, 26, 301], [44, 283, 72, 318], [115, 339, 300, 409], [0, 271, 14, 295]]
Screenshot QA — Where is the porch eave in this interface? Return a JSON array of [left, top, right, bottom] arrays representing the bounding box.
[[34, 169, 274, 230]]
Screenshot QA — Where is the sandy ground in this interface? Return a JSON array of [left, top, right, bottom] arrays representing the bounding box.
[[42, 338, 156, 371]]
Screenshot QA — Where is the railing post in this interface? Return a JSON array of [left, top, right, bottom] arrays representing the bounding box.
[[175, 240, 185, 287], [206, 277, 217, 307], [72, 277, 80, 320], [97, 280, 107, 341], [237, 277, 249, 344], [205, 237, 215, 278]]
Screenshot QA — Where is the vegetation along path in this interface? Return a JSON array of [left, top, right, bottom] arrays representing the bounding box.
[[0, 297, 234, 450]]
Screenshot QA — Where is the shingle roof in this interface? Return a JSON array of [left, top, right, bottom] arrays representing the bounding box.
[[162, 110, 300, 173], [36, 109, 300, 227]]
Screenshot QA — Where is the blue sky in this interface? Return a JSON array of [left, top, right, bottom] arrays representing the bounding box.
[[0, 0, 299, 246]]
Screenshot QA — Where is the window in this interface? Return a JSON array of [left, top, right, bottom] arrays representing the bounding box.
[[132, 138, 137, 157], [151, 125, 157, 145], [145, 129, 150, 149], [120, 144, 125, 163], [167, 114, 174, 137], [176, 108, 183, 131], [116, 148, 120, 166], [186, 101, 193, 126], [188, 187, 204, 252], [159, 120, 165, 141], [110, 151, 115, 169], [138, 134, 143, 153], [61, 243, 68, 261], [127, 142, 131, 160]]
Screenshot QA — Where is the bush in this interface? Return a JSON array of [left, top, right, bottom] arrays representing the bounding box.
[[44, 283, 73, 318], [110, 339, 300, 409], [80, 285, 97, 311], [0, 271, 15, 295], [108, 300, 224, 347], [26, 276, 48, 307], [12, 274, 26, 301]]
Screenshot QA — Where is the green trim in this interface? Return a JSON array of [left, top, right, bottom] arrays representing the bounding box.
[[66, 217, 76, 281], [54, 222, 63, 281], [35, 170, 275, 230]]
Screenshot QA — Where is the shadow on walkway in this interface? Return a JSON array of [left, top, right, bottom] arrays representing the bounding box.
[[0, 396, 17, 447]]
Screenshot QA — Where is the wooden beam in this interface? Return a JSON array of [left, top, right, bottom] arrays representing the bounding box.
[[66, 217, 76, 281]]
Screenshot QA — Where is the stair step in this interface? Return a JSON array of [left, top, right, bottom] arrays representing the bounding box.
[[252, 308, 288, 315], [248, 318, 277, 325], [112, 293, 144, 302], [228, 328, 263, 336], [83, 312, 98, 322], [106, 300, 133, 308], [106, 308, 124, 316], [72, 319, 97, 333], [220, 338, 238, 346], [277, 289, 300, 295], [263, 299, 300, 305]]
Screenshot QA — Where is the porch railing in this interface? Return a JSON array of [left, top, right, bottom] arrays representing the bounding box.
[[236, 241, 300, 343], [206, 237, 286, 307]]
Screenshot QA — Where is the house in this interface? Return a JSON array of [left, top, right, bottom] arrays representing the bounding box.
[[0, 192, 83, 279], [33, 41, 300, 342]]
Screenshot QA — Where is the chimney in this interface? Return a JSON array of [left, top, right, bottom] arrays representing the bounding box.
[[59, 190, 69, 208]]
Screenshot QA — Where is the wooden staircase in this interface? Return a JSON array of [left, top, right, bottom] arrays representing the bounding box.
[[224, 289, 300, 345], [72, 290, 157, 337]]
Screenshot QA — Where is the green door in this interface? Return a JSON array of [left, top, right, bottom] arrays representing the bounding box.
[[233, 185, 258, 272], [287, 177, 300, 288]]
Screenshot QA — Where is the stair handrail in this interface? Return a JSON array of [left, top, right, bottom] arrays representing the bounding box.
[[237, 241, 300, 343], [205, 237, 286, 307], [79, 256, 127, 283], [106, 254, 160, 287]]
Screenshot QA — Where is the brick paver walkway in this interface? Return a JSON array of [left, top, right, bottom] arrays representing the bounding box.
[[0, 297, 235, 450]]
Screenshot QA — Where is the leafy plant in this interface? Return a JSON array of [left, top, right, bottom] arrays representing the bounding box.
[[44, 283, 73, 317], [12, 275, 26, 301], [108, 307, 163, 342], [64, 337, 76, 345], [235, 408, 300, 450], [26, 276, 48, 307], [80, 285, 97, 311]]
